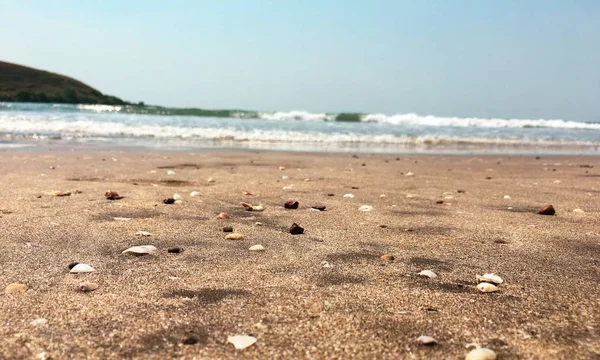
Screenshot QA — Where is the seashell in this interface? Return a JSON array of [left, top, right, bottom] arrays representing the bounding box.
[[78, 281, 98, 292], [503, 195, 511, 199], [249, 244, 265, 251], [135, 231, 153, 237], [207, 177, 215, 183], [477, 282, 499, 293], [30, 318, 48, 326], [122, 245, 157, 256], [406, 172, 414, 176], [537, 204, 555, 215], [343, 194, 355, 198], [173, 193, 183, 200], [254, 222, 264, 226], [252, 205, 264, 211], [419, 270, 438, 279], [190, 191, 201, 197], [380, 194, 387, 198], [465, 344, 497, 360], [104, 190, 123, 200], [417, 335, 438, 345], [573, 208, 585, 213], [311, 205, 326, 211], [70, 263, 95, 273], [218, 212, 230, 219], [240, 202, 264, 211], [174, 199, 183, 204], [476, 273, 503, 285], [358, 205, 373, 212], [380, 254, 395, 261], [282, 185, 294, 190], [281, 175, 289, 180], [227, 334, 257, 350], [304, 178, 311, 182], [167, 170, 176, 175], [284, 200, 299, 209], [5, 283, 28, 294], [163, 198, 175, 204], [113, 217, 132, 221], [279, 166, 286, 170], [225, 233, 244, 240], [290, 223, 304, 235], [243, 191, 253, 196], [321, 261, 332, 268]]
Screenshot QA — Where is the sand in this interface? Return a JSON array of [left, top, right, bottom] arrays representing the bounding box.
[[0, 150, 599, 359]]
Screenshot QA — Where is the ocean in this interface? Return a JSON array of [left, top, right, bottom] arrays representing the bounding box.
[[1, 102, 599, 154]]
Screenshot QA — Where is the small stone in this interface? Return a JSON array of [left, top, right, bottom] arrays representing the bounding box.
[[457, 189, 466, 193], [225, 233, 245, 240], [380, 254, 395, 261], [279, 166, 286, 170], [5, 283, 28, 294], [406, 172, 414, 176], [485, 176, 492, 180], [78, 281, 99, 292], [417, 335, 438, 345], [380, 194, 387, 198], [281, 175, 289, 180], [378, 224, 388, 228], [207, 177, 215, 183], [190, 191, 201, 197], [477, 282, 499, 293], [537, 204, 555, 215], [311, 205, 326, 211], [573, 208, 585, 213], [167, 170, 176, 175], [243, 191, 254, 196], [249, 244, 265, 251], [436, 200, 444, 204], [122, 245, 157, 256], [173, 193, 183, 200], [327, 193, 335, 196], [104, 190, 123, 200], [503, 195, 511, 199], [168, 247, 184, 254], [218, 213, 230, 219], [182, 336, 199, 345], [254, 222, 264, 226], [163, 198, 175, 204], [284, 200, 299, 209], [290, 223, 304, 235], [223, 226, 234, 232]]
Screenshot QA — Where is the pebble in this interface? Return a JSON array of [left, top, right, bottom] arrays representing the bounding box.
[[417, 335, 438, 345], [163, 198, 175, 204], [285, 200, 299, 209], [218, 213, 230, 219], [190, 191, 201, 197], [537, 204, 555, 215], [573, 208, 585, 213], [290, 223, 304, 235], [168, 247, 184, 254], [380, 194, 387, 198], [227, 334, 257, 350], [406, 172, 414, 176], [223, 226, 234, 232], [104, 190, 123, 200], [167, 170, 176, 175], [503, 195, 511, 199], [281, 175, 289, 180], [78, 281, 99, 292], [279, 166, 286, 170], [378, 224, 388, 228], [249, 244, 265, 251], [380, 254, 395, 261], [173, 194, 183, 200], [311, 205, 326, 211], [225, 233, 245, 240], [5, 283, 28, 294], [327, 193, 335, 196]]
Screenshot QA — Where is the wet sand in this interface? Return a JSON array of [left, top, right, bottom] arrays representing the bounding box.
[[0, 150, 599, 359]]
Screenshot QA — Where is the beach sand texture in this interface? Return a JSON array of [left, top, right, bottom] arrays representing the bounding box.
[[0, 151, 599, 359]]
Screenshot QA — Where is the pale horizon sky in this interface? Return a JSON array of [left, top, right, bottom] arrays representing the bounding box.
[[1, 1, 599, 121]]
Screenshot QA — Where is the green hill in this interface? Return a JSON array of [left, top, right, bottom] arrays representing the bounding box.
[[0, 61, 129, 105]]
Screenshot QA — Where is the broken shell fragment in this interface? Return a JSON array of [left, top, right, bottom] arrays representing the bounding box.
[[311, 205, 326, 211], [284, 200, 299, 209], [227, 334, 257, 350], [135, 231, 153, 237], [218, 212, 230, 219], [240, 202, 264, 211], [70, 263, 95, 273], [207, 177, 215, 183], [290, 223, 304, 235], [417, 335, 438, 345], [419, 270, 438, 279], [249, 244, 265, 251], [122, 245, 157, 256], [173, 194, 183, 200], [477, 282, 499, 293], [465, 344, 497, 360], [476, 273, 503, 285], [113, 217, 132, 221], [104, 190, 123, 200], [225, 233, 245, 240], [5, 283, 28, 294], [343, 194, 355, 198], [190, 191, 201, 197], [78, 281, 98, 292], [573, 208, 585, 213], [537, 204, 555, 215], [358, 205, 373, 212]]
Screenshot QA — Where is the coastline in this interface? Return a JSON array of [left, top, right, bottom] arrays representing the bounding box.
[[0, 150, 599, 359]]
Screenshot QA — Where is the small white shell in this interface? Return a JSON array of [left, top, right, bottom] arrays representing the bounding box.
[[207, 177, 215, 183], [476, 273, 503, 285], [190, 191, 201, 197], [70, 264, 95, 273], [122, 245, 157, 255], [406, 172, 414, 176], [573, 208, 585, 213], [343, 193, 355, 198], [417, 335, 438, 345], [78, 281, 99, 292], [321, 261, 332, 268], [465, 345, 497, 360], [135, 231, 153, 237], [249, 244, 265, 251], [227, 334, 257, 350], [113, 217, 132, 221], [173, 193, 183, 200], [503, 195, 511, 199], [477, 282, 499, 293], [358, 205, 373, 212], [167, 170, 176, 175], [282, 185, 294, 190], [419, 270, 438, 279], [251, 205, 264, 212]]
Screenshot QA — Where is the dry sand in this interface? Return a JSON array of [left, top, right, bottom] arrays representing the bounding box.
[[0, 150, 599, 359]]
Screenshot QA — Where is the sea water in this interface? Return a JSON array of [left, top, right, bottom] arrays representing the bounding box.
[[1, 102, 599, 154]]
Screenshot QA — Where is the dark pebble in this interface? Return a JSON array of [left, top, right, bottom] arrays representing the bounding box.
[[457, 189, 466, 193], [223, 226, 234, 232], [537, 204, 555, 215], [311, 205, 326, 211], [535, 156, 541, 160], [182, 336, 199, 345], [68, 262, 79, 270], [362, 163, 366, 166], [163, 198, 175, 204], [284, 200, 299, 209], [105, 190, 124, 200], [290, 223, 304, 235], [485, 176, 492, 180], [351, 186, 359, 189], [168, 247, 183, 254], [327, 193, 335, 196], [436, 200, 444, 204]]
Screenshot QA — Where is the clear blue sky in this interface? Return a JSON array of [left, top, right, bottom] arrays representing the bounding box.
[[1, 1, 599, 120]]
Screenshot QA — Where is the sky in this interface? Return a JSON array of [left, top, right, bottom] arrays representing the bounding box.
[[0, 0, 599, 121]]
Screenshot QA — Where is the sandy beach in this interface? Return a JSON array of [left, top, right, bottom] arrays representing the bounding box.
[[0, 149, 599, 359]]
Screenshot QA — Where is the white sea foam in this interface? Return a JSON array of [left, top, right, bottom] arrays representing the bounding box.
[[257, 111, 335, 122], [77, 104, 123, 112]]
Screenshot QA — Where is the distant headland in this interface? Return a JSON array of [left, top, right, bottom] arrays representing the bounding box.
[[0, 61, 132, 105]]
